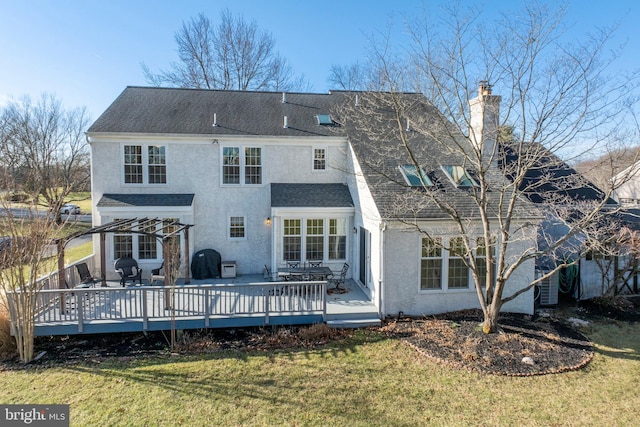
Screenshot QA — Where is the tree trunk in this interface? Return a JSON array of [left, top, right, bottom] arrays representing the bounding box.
[[482, 301, 502, 334]]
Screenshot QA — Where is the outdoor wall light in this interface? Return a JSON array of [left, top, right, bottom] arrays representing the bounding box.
[[266, 217, 271, 225]]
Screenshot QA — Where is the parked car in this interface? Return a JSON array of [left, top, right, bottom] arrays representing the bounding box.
[[60, 204, 81, 215]]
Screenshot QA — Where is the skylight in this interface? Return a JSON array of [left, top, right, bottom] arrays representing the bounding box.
[[399, 165, 433, 188], [442, 165, 478, 187], [316, 114, 333, 125]]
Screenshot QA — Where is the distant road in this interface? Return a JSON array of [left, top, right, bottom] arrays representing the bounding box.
[[1, 207, 92, 223]]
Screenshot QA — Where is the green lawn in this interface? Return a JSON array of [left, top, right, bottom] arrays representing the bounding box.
[[1, 319, 639, 426]]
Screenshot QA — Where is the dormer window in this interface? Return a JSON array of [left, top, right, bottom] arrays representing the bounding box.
[[442, 165, 478, 188], [316, 114, 333, 125], [399, 165, 433, 188]]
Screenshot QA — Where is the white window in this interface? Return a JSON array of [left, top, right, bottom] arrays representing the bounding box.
[[448, 237, 469, 289], [282, 217, 348, 263], [313, 148, 326, 171], [123, 144, 166, 185], [229, 216, 246, 240], [419, 235, 492, 291], [420, 237, 442, 290], [222, 146, 262, 185], [112, 218, 179, 261], [283, 219, 302, 261]]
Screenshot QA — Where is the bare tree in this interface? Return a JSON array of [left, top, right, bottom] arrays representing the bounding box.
[[0, 94, 91, 218], [336, 3, 639, 332], [0, 195, 62, 363], [143, 10, 307, 91]]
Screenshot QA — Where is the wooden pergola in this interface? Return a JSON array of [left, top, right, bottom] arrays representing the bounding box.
[[56, 218, 193, 287]]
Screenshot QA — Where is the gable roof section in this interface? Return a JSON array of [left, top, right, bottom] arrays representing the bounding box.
[[97, 193, 195, 207], [87, 86, 347, 137], [271, 184, 353, 208], [500, 143, 616, 204]]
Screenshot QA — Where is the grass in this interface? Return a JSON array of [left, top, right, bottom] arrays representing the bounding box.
[[0, 319, 639, 426]]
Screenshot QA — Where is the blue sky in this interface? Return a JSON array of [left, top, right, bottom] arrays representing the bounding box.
[[1, 0, 638, 119]]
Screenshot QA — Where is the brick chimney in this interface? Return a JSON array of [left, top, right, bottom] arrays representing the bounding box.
[[469, 81, 501, 160]]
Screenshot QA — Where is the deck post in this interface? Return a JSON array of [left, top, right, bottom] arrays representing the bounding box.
[[100, 232, 107, 286], [322, 282, 327, 321], [77, 294, 84, 333], [264, 288, 270, 325], [204, 288, 210, 328], [142, 289, 148, 331], [184, 227, 191, 284]]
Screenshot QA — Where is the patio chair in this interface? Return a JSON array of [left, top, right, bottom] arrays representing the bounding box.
[[150, 262, 164, 286], [264, 264, 278, 281], [75, 262, 97, 288], [307, 260, 324, 281], [114, 257, 143, 287], [328, 263, 349, 291]]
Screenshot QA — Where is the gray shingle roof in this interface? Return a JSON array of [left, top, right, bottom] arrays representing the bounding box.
[[341, 92, 532, 220], [97, 193, 195, 207], [271, 184, 353, 208], [87, 86, 346, 137]]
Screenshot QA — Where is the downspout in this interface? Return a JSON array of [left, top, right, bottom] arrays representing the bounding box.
[[378, 221, 387, 319]]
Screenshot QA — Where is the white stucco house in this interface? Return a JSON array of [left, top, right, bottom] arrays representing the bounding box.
[[86, 86, 535, 319]]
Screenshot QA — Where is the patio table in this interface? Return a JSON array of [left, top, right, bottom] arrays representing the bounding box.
[[277, 266, 334, 281]]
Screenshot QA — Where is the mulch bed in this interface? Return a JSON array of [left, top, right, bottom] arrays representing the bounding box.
[[380, 310, 594, 376]]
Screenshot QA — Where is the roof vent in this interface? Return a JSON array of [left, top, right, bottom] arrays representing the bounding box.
[[355, 94, 359, 106], [282, 92, 287, 103], [212, 113, 218, 127], [283, 116, 288, 128]]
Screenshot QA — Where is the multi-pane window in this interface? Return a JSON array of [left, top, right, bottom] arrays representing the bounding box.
[[420, 237, 442, 289], [229, 216, 246, 239], [306, 219, 324, 260], [138, 221, 158, 260], [223, 147, 240, 184], [148, 146, 166, 184], [448, 237, 469, 288], [313, 148, 326, 171], [113, 219, 179, 261], [114, 235, 133, 259], [123, 144, 166, 185], [124, 145, 143, 184], [283, 219, 301, 261], [222, 146, 262, 185], [282, 217, 349, 263], [328, 218, 347, 260], [245, 147, 262, 184]]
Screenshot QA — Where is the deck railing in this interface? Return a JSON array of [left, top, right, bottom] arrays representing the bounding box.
[[24, 281, 326, 333]]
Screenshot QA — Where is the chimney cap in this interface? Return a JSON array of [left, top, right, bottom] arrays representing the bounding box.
[[478, 81, 492, 96]]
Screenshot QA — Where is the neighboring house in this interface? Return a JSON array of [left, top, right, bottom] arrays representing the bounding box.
[[612, 161, 640, 206], [505, 142, 636, 303], [86, 86, 535, 318]]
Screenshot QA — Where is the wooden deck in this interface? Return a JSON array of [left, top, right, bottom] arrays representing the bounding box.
[[19, 275, 379, 336]]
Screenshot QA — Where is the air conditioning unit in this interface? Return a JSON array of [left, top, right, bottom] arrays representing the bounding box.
[[538, 272, 559, 306]]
